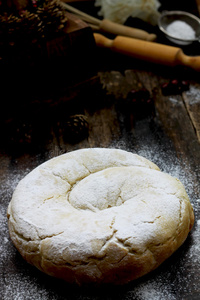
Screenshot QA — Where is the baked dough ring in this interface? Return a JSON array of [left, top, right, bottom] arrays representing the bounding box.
[[7, 148, 194, 285]]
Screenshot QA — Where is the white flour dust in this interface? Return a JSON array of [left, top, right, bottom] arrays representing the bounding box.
[[1, 168, 31, 259], [127, 281, 177, 300], [187, 214, 200, 264], [110, 133, 200, 296], [1, 139, 200, 299], [185, 84, 200, 105]]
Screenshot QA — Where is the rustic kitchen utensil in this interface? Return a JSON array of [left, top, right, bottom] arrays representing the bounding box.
[[61, 2, 157, 41], [94, 33, 200, 71], [158, 10, 200, 45]]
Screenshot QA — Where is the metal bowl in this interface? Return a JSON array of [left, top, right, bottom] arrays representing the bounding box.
[[158, 10, 200, 45]]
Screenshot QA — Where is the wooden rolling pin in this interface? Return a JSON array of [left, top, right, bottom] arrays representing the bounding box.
[[98, 19, 156, 42], [61, 2, 156, 41], [94, 33, 200, 71]]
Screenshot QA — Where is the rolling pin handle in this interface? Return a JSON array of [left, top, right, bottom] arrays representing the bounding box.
[[176, 50, 200, 72], [94, 33, 113, 48]]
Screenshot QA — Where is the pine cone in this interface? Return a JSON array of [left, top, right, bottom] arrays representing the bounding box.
[[62, 114, 89, 143], [0, 11, 41, 46], [37, 0, 68, 38], [20, 10, 43, 41], [0, 14, 20, 44], [0, 0, 68, 61]]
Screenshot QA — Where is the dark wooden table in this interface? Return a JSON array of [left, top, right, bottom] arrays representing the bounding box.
[[1, 1, 200, 299]]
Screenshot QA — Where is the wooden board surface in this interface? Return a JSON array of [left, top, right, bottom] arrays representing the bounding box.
[[1, 1, 200, 299]]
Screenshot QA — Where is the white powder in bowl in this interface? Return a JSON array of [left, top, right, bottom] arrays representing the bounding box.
[[166, 20, 196, 40]]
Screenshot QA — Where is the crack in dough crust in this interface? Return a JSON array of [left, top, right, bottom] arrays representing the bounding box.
[[7, 148, 194, 285]]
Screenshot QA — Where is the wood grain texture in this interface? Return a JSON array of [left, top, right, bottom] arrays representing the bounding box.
[[183, 84, 200, 143], [1, 1, 200, 299]]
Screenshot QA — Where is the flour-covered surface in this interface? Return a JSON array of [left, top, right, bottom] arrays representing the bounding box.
[[1, 111, 200, 299], [6, 148, 194, 286], [1, 0, 200, 295]]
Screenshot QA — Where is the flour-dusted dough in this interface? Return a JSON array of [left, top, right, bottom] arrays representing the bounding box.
[[7, 148, 194, 285]]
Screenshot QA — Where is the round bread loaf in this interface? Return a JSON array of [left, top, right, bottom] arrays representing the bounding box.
[[7, 148, 194, 285]]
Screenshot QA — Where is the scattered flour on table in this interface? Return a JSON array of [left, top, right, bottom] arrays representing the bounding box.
[[128, 281, 177, 300], [3, 273, 51, 300], [185, 84, 200, 105], [110, 137, 200, 298], [187, 212, 200, 264], [1, 168, 31, 259], [1, 140, 200, 299]]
